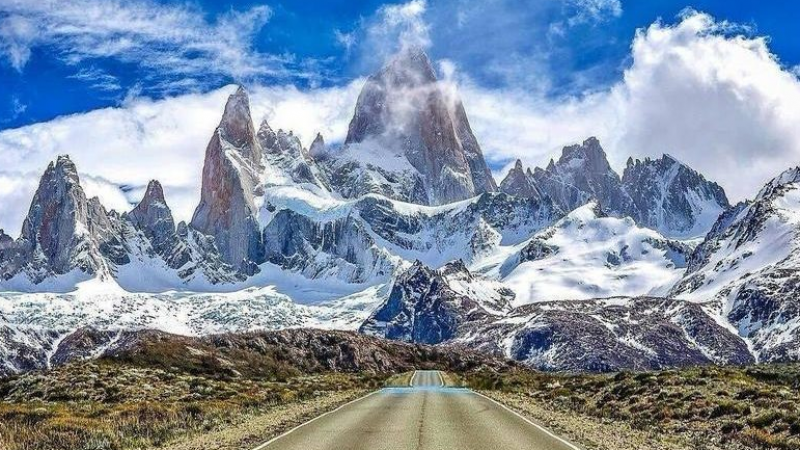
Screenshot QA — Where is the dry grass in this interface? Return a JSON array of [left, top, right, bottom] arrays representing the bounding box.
[[0, 361, 385, 450], [468, 364, 800, 450]]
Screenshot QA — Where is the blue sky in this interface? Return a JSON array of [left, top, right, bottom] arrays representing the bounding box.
[[3, 0, 800, 129]]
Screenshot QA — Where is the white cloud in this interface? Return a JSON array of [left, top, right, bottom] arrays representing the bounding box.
[[334, 29, 356, 53], [360, 0, 431, 66], [0, 0, 291, 89], [569, 0, 622, 25]]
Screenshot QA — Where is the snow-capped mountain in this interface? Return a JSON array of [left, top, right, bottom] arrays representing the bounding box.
[[361, 261, 753, 371], [671, 166, 800, 362], [3, 47, 800, 375], [531, 137, 636, 217], [622, 154, 730, 239], [360, 260, 513, 344], [503, 138, 729, 239], [325, 47, 496, 206]]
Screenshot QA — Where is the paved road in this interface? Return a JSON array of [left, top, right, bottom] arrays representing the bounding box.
[[254, 370, 580, 450]]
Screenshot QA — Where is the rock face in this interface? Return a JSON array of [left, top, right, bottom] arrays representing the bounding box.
[[257, 121, 328, 188], [361, 261, 752, 372], [622, 155, 730, 238], [1, 156, 121, 283], [308, 132, 327, 159], [671, 166, 800, 362], [532, 137, 634, 216], [262, 210, 395, 284], [360, 260, 513, 344], [499, 160, 543, 200], [129, 180, 175, 255], [467, 297, 754, 372], [330, 48, 496, 205], [191, 87, 263, 270]]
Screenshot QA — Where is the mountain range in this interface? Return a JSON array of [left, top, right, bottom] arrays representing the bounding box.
[[1, 48, 798, 376]]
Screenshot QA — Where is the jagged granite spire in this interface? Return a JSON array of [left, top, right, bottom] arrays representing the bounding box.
[[308, 132, 326, 159], [499, 159, 542, 199], [6, 155, 129, 280], [191, 87, 263, 269], [622, 154, 730, 238], [129, 180, 175, 252], [338, 47, 496, 205], [219, 86, 262, 166], [20, 155, 94, 273], [532, 137, 636, 217]]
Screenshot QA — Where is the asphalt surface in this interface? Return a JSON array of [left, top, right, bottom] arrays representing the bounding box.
[[254, 370, 581, 450]]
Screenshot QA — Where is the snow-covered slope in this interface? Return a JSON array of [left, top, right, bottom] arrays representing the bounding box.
[[492, 202, 691, 305], [671, 167, 800, 362]]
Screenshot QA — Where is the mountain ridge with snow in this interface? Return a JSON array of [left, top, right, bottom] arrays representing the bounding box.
[[2, 49, 800, 375]]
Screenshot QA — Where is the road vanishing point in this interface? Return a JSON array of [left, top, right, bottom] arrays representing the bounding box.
[[253, 370, 582, 450]]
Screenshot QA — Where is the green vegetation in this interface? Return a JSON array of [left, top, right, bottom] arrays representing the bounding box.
[[468, 364, 800, 450]]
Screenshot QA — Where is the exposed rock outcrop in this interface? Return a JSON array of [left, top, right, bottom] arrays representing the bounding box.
[[499, 159, 543, 200], [191, 87, 263, 270], [329, 48, 496, 205], [622, 154, 730, 238]]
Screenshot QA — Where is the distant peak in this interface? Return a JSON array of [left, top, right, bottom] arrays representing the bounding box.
[[381, 46, 436, 85], [258, 119, 273, 132], [661, 153, 691, 168], [142, 180, 166, 203], [217, 85, 256, 151], [559, 137, 608, 166], [513, 159, 524, 171]]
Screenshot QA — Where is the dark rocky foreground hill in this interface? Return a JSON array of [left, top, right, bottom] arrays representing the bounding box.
[[5, 326, 513, 380]]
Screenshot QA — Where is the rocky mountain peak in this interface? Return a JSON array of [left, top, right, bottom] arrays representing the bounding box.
[[9, 156, 122, 279], [219, 87, 253, 145], [191, 87, 263, 268], [532, 138, 633, 216], [217, 86, 261, 166], [499, 159, 542, 200], [755, 166, 800, 202], [256, 119, 278, 153], [338, 48, 496, 206], [308, 132, 326, 159], [21, 155, 87, 243], [129, 180, 175, 238], [558, 137, 611, 171], [382, 46, 437, 85], [622, 154, 729, 238]]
